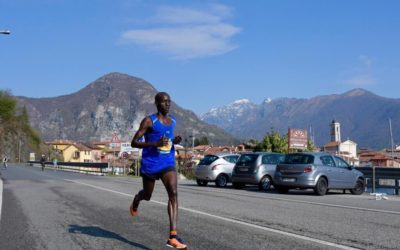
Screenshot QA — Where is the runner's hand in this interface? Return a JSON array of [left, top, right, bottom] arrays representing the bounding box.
[[157, 136, 169, 147], [173, 136, 182, 144]]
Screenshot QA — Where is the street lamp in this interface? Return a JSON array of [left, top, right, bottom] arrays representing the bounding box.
[[0, 29, 11, 35]]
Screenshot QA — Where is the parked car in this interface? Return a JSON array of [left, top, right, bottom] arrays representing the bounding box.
[[195, 153, 240, 187], [274, 152, 365, 196], [231, 152, 285, 191]]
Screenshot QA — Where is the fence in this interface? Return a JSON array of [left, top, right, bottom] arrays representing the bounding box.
[[27, 159, 196, 178], [28, 161, 108, 175], [356, 167, 400, 195]]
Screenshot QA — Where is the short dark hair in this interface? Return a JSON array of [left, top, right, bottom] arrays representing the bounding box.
[[155, 92, 170, 103]]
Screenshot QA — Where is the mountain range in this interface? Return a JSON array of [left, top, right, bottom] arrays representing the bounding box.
[[17, 73, 238, 145], [201, 89, 400, 149]]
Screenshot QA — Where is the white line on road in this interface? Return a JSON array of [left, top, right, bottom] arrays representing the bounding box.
[[179, 186, 400, 215], [64, 178, 360, 250]]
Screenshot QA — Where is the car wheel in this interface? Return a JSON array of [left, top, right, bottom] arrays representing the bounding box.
[[314, 177, 328, 196], [232, 182, 245, 189], [215, 174, 228, 187], [275, 185, 289, 194], [258, 176, 272, 191], [350, 179, 365, 195], [196, 179, 208, 186]]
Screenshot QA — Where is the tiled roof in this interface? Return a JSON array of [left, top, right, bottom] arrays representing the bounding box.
[[65, 143, 92, 151], [324, 141, 340, 147], [46, 139, 75, 145]]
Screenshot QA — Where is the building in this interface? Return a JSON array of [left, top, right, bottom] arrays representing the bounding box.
[[63, 143, 92, 162], [323, 120, 359, 166], [359, 149, 400, 167], [330, 120, 341, 142]]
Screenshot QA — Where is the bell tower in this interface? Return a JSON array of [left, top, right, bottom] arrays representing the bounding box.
[[330, 120, 341, 142]]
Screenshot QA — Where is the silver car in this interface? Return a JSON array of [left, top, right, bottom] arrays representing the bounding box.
[[274, 152, 365, 196], [231, 152, 285, 191], [195, 153, 240, 187]]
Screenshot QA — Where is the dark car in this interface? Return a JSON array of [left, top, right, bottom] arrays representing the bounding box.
[[231, 152, 285, 191], [274, 152, 365, 196]]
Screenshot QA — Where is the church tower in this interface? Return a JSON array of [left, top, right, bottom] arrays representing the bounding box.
[[331, 120, 341, 142]]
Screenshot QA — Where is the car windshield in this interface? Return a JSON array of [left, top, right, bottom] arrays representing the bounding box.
[[199, 155, 219, 165], [237, 154, 258, 164], [283, 154, 315, 164]]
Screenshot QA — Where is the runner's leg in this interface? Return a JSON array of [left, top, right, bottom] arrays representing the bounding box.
[[132, 177, 155, 210], [161, 170, 178, 231]]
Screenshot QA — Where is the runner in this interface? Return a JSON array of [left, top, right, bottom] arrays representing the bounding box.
[[2, 156, 8, 169], [40, 154, 46, 171], [130, 92, 187, 249]]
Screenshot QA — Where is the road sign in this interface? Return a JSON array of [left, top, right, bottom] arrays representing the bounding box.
[[288, 128, 308, 149]]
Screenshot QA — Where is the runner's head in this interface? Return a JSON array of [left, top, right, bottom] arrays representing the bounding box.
[[155, 92, 171, 115]]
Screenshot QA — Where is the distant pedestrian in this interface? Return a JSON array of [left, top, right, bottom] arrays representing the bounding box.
[[130, 92, 186, 249], [2, 156, 8, 169], [40, 154, 46, 171], [53, 158, 58, 169]]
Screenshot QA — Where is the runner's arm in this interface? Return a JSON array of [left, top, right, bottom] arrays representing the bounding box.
[[131, 117, 168, 148]]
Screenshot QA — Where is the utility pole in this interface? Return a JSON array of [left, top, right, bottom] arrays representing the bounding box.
[[18, 139, 21, 163], [389, 118, 395, 160]]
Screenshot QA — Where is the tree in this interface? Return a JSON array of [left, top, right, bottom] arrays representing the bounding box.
[[0, 90, 17, 122], [194, 136, 209, 146], [255, 129, 288, 153], [306, 139, 317, 152]]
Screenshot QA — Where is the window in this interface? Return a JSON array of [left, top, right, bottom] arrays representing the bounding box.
[[262, 154, 282, 164], [73, 151, 80, 159], [334, 156, 349, 168], [199, 155, 219, 165], [320, 156, 335, 167], [223, 155, 239, 163], [237, 154, 258, 164], [283, 154, 314, 164]]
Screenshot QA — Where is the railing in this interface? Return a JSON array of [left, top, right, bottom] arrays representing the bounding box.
[[356, 167, 400, 195], [28, 161, 108, 175]]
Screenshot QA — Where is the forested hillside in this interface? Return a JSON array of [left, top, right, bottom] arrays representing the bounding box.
[[0, 90, 42, 162]]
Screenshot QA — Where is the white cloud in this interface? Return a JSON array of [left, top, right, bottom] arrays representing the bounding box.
[[119, 5, 241, 59], [359, 55, 373, 67], [343, 55, 376, 86]]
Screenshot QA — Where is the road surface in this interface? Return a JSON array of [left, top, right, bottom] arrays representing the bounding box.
[[1, 165, 399, 249]]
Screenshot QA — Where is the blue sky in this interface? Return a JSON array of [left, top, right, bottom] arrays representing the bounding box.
[[1, 0, 399, 115]]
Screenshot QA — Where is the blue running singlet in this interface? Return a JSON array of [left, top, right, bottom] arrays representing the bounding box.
[[140, 114, 176, 175]]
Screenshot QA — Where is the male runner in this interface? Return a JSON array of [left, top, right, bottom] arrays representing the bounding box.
[[130, 92, 187, 249]]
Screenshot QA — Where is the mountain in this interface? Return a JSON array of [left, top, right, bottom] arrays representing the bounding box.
[[201, 88, 400, 149], [17, 73, 238, 145]]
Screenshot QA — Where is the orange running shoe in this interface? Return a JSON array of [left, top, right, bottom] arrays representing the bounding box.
[[166, 235, 187, 249], [129, 203, 138, 217]]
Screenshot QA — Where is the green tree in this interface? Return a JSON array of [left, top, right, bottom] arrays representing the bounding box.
[[306, 139, 317, 152], [194, 136, 209, 146], [255, 129, 288, 153], [0, 90, 17, 122]]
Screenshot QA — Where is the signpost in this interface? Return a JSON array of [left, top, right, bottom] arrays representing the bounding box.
[[288, 128, 308, 151]]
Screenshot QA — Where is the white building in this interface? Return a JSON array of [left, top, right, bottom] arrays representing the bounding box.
[[324, 120, 359, 166]]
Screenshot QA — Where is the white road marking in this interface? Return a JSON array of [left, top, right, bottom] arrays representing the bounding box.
[[64, 178, 360, 250], [102, 178, 400, 215], [178, 186, 400, 215]]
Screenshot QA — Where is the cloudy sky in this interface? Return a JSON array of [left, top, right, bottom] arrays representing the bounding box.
[[1, 0, 399, 114]]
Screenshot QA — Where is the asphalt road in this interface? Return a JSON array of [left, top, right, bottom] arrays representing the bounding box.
[[1, 165, 400, 250]]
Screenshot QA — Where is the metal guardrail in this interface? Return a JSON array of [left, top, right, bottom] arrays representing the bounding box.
[[356, 167, 400, 195], [28, 161, 108, 175]]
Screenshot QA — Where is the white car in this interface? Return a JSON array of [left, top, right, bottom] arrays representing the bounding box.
[[195, 153, 240, 187]]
